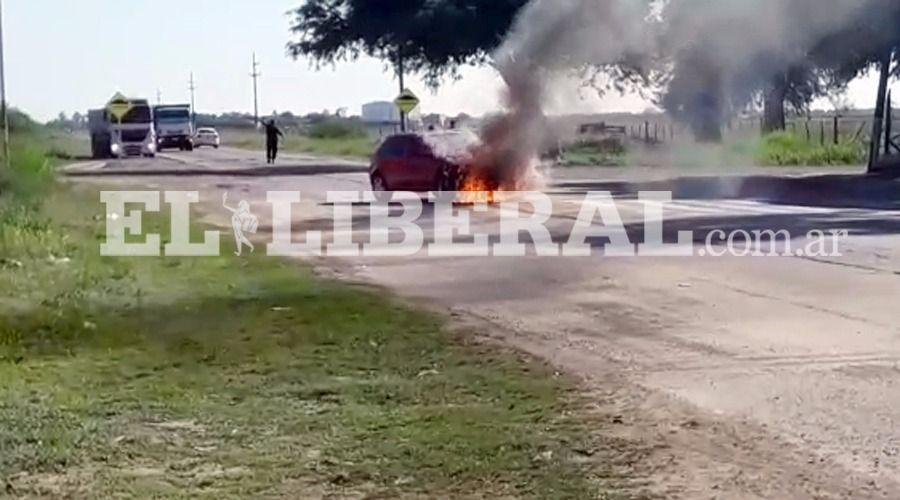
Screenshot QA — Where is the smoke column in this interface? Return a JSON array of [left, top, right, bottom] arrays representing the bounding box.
[[661, 0, 883, 139], [476, 0, 891, 185], [473, 0, 653, 189]]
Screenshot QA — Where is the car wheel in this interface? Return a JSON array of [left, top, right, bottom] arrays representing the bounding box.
[[438, 165, 460, 192], [439, 172, 457, 192]]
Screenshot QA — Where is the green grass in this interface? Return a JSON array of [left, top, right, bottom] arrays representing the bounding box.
[[756, 131, 866, 166], [0, 131, 634, 498], [0, 129, 78, 201], [42, 130, 91, 161], [222, 129, 375, 159], [560, 140, 628, 167], [658, 132, 865, 169]]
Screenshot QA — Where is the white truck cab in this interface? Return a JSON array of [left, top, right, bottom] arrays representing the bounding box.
[[153, 104, 194, 151], [90, 98, 157, 158]]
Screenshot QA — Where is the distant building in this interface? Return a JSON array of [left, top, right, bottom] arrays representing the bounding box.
[[362, 101, 401, 125], [422, 113, 445, 130], [450, 113, 477, 130], [361, 101, 422, 136]]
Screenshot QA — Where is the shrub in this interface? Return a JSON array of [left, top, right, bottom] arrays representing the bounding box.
[[559, 138, 628, 167], [308, 120, 366, 139], [570, 138, 626, 155], [8, 109, 40, 134], [757, 131, 865, 166], [0, 112, 56, 198], [1, 139, 53, 199]]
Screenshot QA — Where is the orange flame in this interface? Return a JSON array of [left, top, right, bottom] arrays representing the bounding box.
[[458, 174, 496, 204]]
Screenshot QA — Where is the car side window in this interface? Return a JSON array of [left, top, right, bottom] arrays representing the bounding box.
[[379, 138, 407, 159]]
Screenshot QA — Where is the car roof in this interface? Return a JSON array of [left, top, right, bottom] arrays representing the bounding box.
[[377, 130, 479, 163], [383, 133, 420, 141]]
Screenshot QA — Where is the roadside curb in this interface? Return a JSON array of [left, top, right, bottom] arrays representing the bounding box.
[[62, 164, 369, 178], [59, 161, 108, 174]]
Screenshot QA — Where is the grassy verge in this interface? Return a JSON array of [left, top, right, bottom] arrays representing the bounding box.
[[756, 131, 866, 166], [222, 129, 375, 159], [1, 134, 632, 498], [655, 133, 865, 169], [560, 141, 628, 167]]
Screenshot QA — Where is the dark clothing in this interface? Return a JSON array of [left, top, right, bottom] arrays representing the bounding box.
[[263, 122, 284, 164]]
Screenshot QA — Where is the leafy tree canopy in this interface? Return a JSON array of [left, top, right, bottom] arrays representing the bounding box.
[[811, 0, 900, 85], [288, 0, 529, 85]]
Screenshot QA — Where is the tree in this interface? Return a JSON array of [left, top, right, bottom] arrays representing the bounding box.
[[809, 1, 900, 85], [657, 0, 900, 142], [287, 0, 529, 87], [71, 112, 86, 129], [759, 0, 900, 136], [806, 0, 900, 167], [761, 64, 827, 133]]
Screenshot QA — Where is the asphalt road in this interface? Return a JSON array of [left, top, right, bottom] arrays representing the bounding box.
[[67, 147, 900, 499]]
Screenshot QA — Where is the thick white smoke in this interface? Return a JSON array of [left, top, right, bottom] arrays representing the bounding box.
[[472, 0, 654, 189], [661, 0, 880, 137], [476, 0, 890, 183]]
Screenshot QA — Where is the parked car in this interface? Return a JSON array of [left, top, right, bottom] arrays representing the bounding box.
[[193, 127, 220, 148], [369, 131, 479, 194]]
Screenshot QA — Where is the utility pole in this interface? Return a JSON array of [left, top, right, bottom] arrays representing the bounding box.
[[156, 88, 162, 105], [397, 51, 406, 133], [251, 53, 261, 126], [188, 72, 197, 128], [0, 0, 10, 169], [868, 50, 892, 173]]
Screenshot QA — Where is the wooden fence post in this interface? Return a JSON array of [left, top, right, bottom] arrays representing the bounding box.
[[833, 115, 839, 145]]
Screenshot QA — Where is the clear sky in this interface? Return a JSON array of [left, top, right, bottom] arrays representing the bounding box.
[[4, 0, 894, 123]]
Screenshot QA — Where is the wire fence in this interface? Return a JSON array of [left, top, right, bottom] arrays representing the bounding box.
[[616, 114, 891, 147]]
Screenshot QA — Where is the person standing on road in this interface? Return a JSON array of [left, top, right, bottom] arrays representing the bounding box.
[[263, 119, 284, 164]]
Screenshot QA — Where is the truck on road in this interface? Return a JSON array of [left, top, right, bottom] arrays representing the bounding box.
[[153, 104, 194, 151], [89, 98, 157, 159]]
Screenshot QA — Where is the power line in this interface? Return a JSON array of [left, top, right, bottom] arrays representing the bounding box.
[[251, 53, 261, 125]]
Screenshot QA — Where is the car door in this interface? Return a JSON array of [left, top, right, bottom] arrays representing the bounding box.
[[404, 137, 441, 191], [375, 137, 406, 189]]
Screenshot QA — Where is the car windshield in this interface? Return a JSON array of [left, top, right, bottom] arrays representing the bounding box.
[[198, 128, 216, 134]]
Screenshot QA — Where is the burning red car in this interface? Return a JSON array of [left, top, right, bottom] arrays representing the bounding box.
[[369, 131, 481, 194]]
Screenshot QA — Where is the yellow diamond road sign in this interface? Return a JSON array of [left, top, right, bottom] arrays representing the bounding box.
[[107, 92, 132, 121], [394, 89, 420, 114]]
